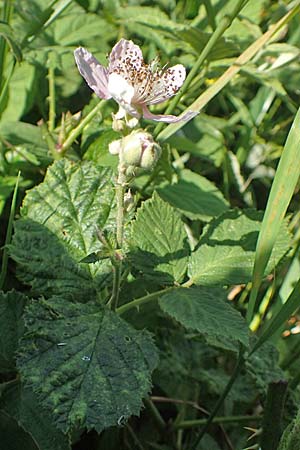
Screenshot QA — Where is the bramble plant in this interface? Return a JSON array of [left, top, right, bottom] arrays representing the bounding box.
[[1, 1, 300, 450]]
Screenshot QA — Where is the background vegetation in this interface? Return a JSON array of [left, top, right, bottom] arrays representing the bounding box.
[[0, 1, 300, 449]]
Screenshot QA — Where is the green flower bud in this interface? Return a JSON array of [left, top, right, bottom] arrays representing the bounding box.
[[121, 130, 161, 170]]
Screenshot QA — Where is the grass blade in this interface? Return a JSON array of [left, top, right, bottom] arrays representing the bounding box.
[[157, 4, 300, 142], [250, 278, 300, 355], [0, 172, 20, 289], [246, 107, 300, 324]]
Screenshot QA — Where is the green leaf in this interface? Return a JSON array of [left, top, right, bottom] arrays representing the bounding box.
[[83, 129, 119, 168], [278, 409, 300, 450], [159, 286, 249, 351], [17, 297, 159, 433], [0, 290, 27, 373], [158, 169, 229, 221], [188, 209, 291, 286], [176, 27, 238, 60], [130, 192, 189, 284], [0, 22, 22, 62], [0, 121, 51, 168], [1, 62, 37, 122], [10, 160, 115, 300], [0, 410, 38, 450], [246, 341, 284, 395], [0, 381, 70, 450]]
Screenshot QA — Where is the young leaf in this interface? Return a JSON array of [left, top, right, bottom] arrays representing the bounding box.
[[17, 298, 159, 433], [0, 290, 27, 373], [0, 381, 70, 450], [10, 160, 115, 300], [188, 210, 291, 286], [159, 286, 249, 352], [130, 192, 189, 284]]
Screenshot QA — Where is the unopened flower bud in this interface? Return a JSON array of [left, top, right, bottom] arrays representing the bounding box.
[[109, 139, 122, 155], [121, 130, 161, 170]]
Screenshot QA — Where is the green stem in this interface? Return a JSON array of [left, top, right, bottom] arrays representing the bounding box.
[[59, 101, 105, 154], [116, 286, 176, 316], [116, 164, 126, 248], [108, 163, 126, 311], [153, 0, 249, 138], [174, 414, 262, 430], [48, 65, 56, 132], [126, 424, 146, 450], [193, 350, 245, 446], [144, 398, 166, 431]]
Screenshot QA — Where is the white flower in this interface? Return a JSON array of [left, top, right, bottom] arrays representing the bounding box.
[[74, 39, 196, 123]]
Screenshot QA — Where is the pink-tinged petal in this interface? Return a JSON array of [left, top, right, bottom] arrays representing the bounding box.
[[142, 105, 198, 123], [146, 64, 186, 105], [108, 38, 143, 74], [74, 47, 111, 99]]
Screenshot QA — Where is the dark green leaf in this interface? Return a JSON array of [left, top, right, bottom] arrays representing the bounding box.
[[0, 410, 37, 450], [0, 381, 70, 450], [159, 286, 249, 351], [18, 298, 159, 432], [0, 290, 27, 373], [10, 160, 115, 300]]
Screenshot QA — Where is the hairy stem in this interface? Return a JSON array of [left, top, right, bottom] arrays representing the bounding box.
[[60, 100, 105, 154], [174, 414, 262, 430], [48, 64, 56, 132], [109, 163, 126, 311], [116, 286, 176, 315]]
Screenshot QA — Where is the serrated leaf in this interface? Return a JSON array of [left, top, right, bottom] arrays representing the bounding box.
[[10, 160, 115, 300], [246, 341, 284, 395], [159, 286, 249, 351], [0, 381, 70, 450], [158, 169, 229, 221], [189, 209, 291, 286], [17, 298, 159, 433], [130, 192, 189, 284], [0, 290, 27, 373]]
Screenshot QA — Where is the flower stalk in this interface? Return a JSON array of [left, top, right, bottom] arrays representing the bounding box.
[[108, 161, 127, 311]]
